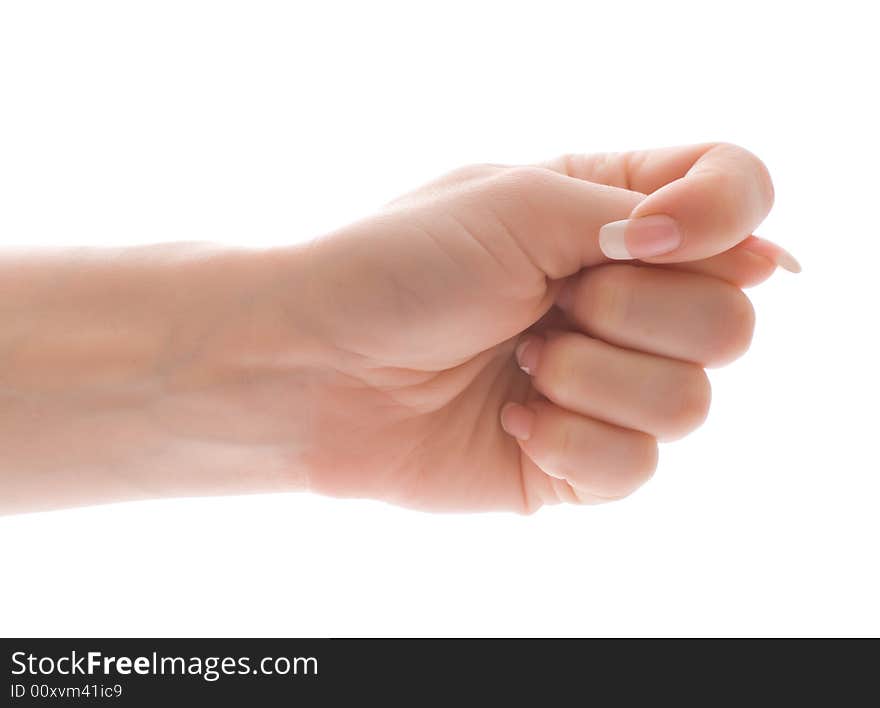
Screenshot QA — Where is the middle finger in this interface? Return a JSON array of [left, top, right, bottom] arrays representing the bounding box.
[[556, 264, 756, 366]]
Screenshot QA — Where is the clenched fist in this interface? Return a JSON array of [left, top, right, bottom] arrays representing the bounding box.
[[0, 143, 797, 514]]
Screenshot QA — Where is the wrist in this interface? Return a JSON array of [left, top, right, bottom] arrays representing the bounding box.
[[0, 243, 325, 511], [136, 242, 328, 499]]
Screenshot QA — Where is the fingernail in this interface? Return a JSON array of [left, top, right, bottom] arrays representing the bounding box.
[[599, 214, 682, 260], [740, 236, 802, 273], [500, 402, 535, 441], [515, 336, 543, 375]]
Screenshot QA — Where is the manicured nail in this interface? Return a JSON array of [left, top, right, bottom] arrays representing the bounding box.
[[740, 236, 802, 273], [515, 336, 543, 375], [599, 214, 682, 260], [500, 402, 535, 441]]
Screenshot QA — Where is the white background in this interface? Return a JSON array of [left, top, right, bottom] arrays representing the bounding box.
[[1, 1, 877, 637]]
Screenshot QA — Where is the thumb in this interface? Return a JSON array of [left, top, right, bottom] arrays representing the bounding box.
[[594, 143, 775, 263], [475, 167, 645, 278]]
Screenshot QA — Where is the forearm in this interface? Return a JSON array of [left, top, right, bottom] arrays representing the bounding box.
[[0, 243, 319, 513]]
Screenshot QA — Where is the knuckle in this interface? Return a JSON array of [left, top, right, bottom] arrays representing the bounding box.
[[751, 153, 775, 212], [700, 164, 740, 199], [714, 142, 775, 211], [553, 152, 597, 180], [713, 140, 754, 162], [631, 433, 660, 485], [706, 287, 756, 365], [634, 432, 659, 476], [486, 165, 554, 198], [556, 152, 583, 177], [450, 162, 501, 182], [611, 433, 659, 498], [661, 365, 712, 439]]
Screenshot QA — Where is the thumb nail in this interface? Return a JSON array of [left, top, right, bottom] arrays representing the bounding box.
[[599, 214, 682, 260]]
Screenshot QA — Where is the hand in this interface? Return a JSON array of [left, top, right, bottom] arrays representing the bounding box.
[[0, 143, 797, 514], [285, 143, 795, 512]]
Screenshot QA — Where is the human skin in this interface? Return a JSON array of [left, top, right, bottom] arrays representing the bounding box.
[[0, 143, 797, 514]]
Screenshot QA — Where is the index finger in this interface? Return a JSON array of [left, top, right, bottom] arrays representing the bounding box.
[[542, 143, 776, 263]]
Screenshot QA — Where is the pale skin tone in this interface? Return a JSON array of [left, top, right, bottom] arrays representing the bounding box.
[[0, 143, 798, 514]]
